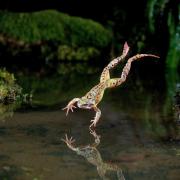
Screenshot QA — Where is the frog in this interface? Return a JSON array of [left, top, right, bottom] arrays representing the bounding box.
[[62, 130, 126, 180], [62, 42, 159, 128]]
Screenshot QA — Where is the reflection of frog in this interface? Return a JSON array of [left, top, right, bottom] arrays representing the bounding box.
[[62, 42, 159, 128], [62, 130, 125, 180]]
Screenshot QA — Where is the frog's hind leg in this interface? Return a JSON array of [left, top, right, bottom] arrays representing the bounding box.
[[100, 42, 130, 83], [106, 54, 159, 88]]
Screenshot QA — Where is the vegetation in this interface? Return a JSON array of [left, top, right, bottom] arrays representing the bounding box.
[[0, 10, 112, 61], [0, 2, 178, 65], [146, 1, 179, 121], [0, 69, 31, 103], [0, 10, 112, 48], [57, 45, 100, 61], [166, 10, 180, 69], [146, 0, 168, 33], [146, 0, 180, 70], [0, 69, 21, 102]]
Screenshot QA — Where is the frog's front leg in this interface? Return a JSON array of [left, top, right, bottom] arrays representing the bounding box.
[[62, 98, 80, 116], [61, 134, 78, 151], [89, 106, 101, 128]]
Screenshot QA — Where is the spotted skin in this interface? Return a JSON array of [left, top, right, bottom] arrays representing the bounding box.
[[105, 53, 159, 88], [100, 42, 129, 83], [62, 130, 125, 180], [62, 42, 159, 128]]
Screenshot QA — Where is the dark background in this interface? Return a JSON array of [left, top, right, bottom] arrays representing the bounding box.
[[0, 0, 179, 80]]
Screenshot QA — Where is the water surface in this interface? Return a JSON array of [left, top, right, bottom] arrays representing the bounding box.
[[0, 68, 180, 180]]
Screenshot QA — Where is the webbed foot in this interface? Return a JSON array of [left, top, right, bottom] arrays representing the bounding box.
[[62, 104, 77, 116], [61, 134, 76, 150], [62, 98, 80, 116]]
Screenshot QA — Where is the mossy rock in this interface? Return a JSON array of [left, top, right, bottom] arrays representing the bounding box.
[[0, 10, 112, 49], [0, 69, 27, 103]]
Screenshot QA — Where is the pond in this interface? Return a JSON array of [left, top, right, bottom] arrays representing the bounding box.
[[0, 63, 180, 180]]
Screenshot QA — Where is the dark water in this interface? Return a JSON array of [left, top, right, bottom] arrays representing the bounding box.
[[0, 66, 180, 180]]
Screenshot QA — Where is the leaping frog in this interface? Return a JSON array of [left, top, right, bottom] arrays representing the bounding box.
[[62, 42, 159, 128]]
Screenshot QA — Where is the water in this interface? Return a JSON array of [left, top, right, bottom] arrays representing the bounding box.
[[0, 67, 180, 180]]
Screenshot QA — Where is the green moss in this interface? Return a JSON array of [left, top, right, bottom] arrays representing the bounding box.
[[166, 10, 180, 69], [0, 69, 24, 103], [0, 85, 8, 101], [146, 1, 180, 70], [57, 45, 100, 61], [0, 10, 112, 49], [146, 0, 169, 33]]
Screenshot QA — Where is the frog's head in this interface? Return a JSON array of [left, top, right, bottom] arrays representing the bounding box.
[[77, 97, 94, 109]]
